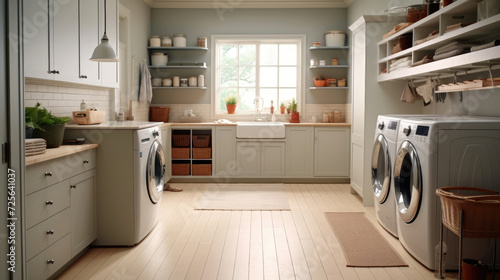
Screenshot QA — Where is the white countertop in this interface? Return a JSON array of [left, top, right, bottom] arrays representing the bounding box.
[[66, 121, 164, 130]]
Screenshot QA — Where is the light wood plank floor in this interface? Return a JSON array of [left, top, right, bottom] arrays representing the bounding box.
[[56, 184, 460, 280]]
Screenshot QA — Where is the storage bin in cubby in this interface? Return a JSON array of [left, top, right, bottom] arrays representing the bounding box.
[[172, 148, 190, 159], [192, 164, 211, 176], [192, 148, 211, 159], [172, 164, 190, 176]]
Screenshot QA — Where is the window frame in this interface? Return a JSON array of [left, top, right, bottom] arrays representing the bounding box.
[[211, 34, 305, 120]]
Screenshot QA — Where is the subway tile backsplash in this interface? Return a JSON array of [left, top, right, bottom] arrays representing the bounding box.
[[24, 79, 114, 123]]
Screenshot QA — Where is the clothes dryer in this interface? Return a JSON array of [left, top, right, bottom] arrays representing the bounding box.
[[393, 116, 500, 270]]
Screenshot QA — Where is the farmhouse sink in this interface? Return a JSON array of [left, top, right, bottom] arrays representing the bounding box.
[[236, 122, 286, 139]]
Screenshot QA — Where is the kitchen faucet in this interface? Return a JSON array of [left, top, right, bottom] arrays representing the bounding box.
[[253, 97, 267, 121]]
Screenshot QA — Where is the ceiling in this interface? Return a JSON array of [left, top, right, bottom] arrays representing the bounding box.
[[143, 0, 354, 9]]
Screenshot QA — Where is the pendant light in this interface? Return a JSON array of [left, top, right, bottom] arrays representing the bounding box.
[[90, 0, 118, 62]]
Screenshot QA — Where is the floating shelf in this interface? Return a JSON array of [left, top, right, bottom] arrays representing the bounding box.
[[152, 87, 207, 90], [148, 65, 207, 69], [309, 46, 349, 50], [147, 47, 208, 51], [309, 87, 348, 90], [310, 65, 349, 69]]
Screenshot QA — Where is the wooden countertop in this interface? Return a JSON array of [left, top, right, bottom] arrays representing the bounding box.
[[161, 122, 350, 127], [25, 144, 99, 166]]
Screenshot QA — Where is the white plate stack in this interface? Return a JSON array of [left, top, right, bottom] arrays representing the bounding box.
[[25, 138, 47, 156]]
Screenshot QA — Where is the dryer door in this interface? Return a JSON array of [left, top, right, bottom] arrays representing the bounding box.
[[372, 134, 391, 204], [394, 140, 422, 223], [147, 140, 166, 204]]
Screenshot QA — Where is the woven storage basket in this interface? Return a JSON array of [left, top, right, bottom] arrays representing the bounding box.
[[150, 107, 170, 122], [192, 148, 211, 159], [172, 134, 190, 147], [172, 148, 190, 159], [192, 135, 210, 147], [172, 164, 190, 176], [192, 164, 211, 176], [436, 187, 500, 238]]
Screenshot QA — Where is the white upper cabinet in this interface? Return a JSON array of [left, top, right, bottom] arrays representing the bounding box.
[[100, 0, 119, 88], [79, 0, 100, 85]]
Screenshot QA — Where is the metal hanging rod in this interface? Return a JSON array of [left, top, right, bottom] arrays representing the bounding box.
[[411, 64, 500, 84]]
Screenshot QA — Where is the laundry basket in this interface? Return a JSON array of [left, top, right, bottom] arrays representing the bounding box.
[[436, 186, 500, 279]]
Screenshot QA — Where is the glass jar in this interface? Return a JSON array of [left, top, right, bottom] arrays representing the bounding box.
[[332, 58, 339, 65], [197, 37, 207, 48], [162, 78, 172, 87], [149, 36, 161, 47], [180, 78, 188, 87], [151, 78, 162, 87], [173, 34, 187, 47], [173, 76, 180, 87], [151, 53, 168, 66], [188, 76, 198, 87], [198, 74, 205, 87], [160, 36, 172, 47]]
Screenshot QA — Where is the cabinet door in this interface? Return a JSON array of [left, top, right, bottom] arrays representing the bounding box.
[[261, 142, 285, 177], [314, 127, 350, 177], [52, 0, 79, 83], [100, 0, 119, 88], [70, 169, 96, 257], [286, 127, 313, 177], [24, 0, 53, 80], [79, 0, 100, 85], [215, 127, 237, 176], [161, 126, 172, 181], [236, 142, 260, 177]]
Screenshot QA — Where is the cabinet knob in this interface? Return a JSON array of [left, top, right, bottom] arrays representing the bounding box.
[[83, 160, 89, 164], [45, 201, 54, 205], [46, 230, 54, 235], [44, 172, 53, 177], [70, 185, 77, 189], [46, 259, 55, 264]]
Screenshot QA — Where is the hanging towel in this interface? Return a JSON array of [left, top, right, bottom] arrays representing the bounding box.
[[416, 77, 435, 104], [401, 81, 417, 103], [139, 61, 153, 103]]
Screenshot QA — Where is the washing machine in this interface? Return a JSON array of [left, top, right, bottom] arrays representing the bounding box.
[[393, 115, 500, 270], [65, 121, 165, 246]]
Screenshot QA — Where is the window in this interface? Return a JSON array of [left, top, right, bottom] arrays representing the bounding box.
[[212, 35, 304, 116]]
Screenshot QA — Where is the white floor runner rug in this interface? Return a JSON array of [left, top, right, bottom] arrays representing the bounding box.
[[195, 184, 291, 211]]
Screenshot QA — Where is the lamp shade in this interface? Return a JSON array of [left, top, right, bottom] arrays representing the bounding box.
[[90, 34, 118, 62]]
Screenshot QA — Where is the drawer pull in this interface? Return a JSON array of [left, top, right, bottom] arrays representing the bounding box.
[[47, 259, 55, 264], [45, 201, 54, 205], [46, 230, 54, 235], [83, 160, 89, 164], [70, 185, 77, 189], [44, 172, 53, 177]]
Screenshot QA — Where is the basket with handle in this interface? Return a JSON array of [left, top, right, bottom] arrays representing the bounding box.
[[192, 135, 210, 147]]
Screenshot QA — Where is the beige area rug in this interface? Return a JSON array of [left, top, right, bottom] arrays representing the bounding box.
[[195, 184, 290, 211], [325, 212, 408, 267]]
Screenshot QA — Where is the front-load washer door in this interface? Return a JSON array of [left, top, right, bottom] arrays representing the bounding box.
[[147, 140, 166, 204], [372, 134, 391, 204], [394, 140, 422, 223]]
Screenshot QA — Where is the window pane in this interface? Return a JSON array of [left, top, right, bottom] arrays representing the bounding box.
[[220, 88, 238, 111], [260, 67, 278, 87], [239, 66, 255, 87], [239, 88, 256, 111], [260, 44, 278, 65], [239, 45, 256, 65], [221, 44, 237, 65], [260, 88, 278, 111], [221, 66, 238, 87], [279, 66, 297, 87], [279, 44, 297, 65], [279, 89, 296, 107]]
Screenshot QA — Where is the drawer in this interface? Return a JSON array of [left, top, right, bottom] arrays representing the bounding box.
[[25, 180, 70, 228], [27, 234, 71, 280], [25, 149, 97, 195], [26, 209, 70, 260]]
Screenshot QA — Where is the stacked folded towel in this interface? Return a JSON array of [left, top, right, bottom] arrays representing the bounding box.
[[25, 138, 46, 156], [434, 41, 480, 61], [389, 56, 412, 72], [471, 40, 500, 52]]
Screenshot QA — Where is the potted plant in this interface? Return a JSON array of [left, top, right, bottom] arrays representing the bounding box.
[[280, 102, 286, 114], [288, 98, 300, 123], [26, 103, 71, 148], [224, 94, 238, 114], [314, 75, 327, 87]]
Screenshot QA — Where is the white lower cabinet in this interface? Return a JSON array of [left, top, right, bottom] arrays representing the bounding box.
[[236, 141, 285, 177], [215, 126, 237, 176], [286, 126, 314, 177], [314, 127, 350, 177], [25, 148, 97, 279], [161, 125, 172, 181]]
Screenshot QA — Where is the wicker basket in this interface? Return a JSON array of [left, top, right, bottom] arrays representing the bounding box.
[[192, 135, 210, 147], [192, 148, 211, 159], [150, 107, 170, 122], [172, 134, 190, 147], [436, 187, 500, 238], [172, 148, 190, 159], [172, 163, 190, 176], [192, 164, 211, 176]]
